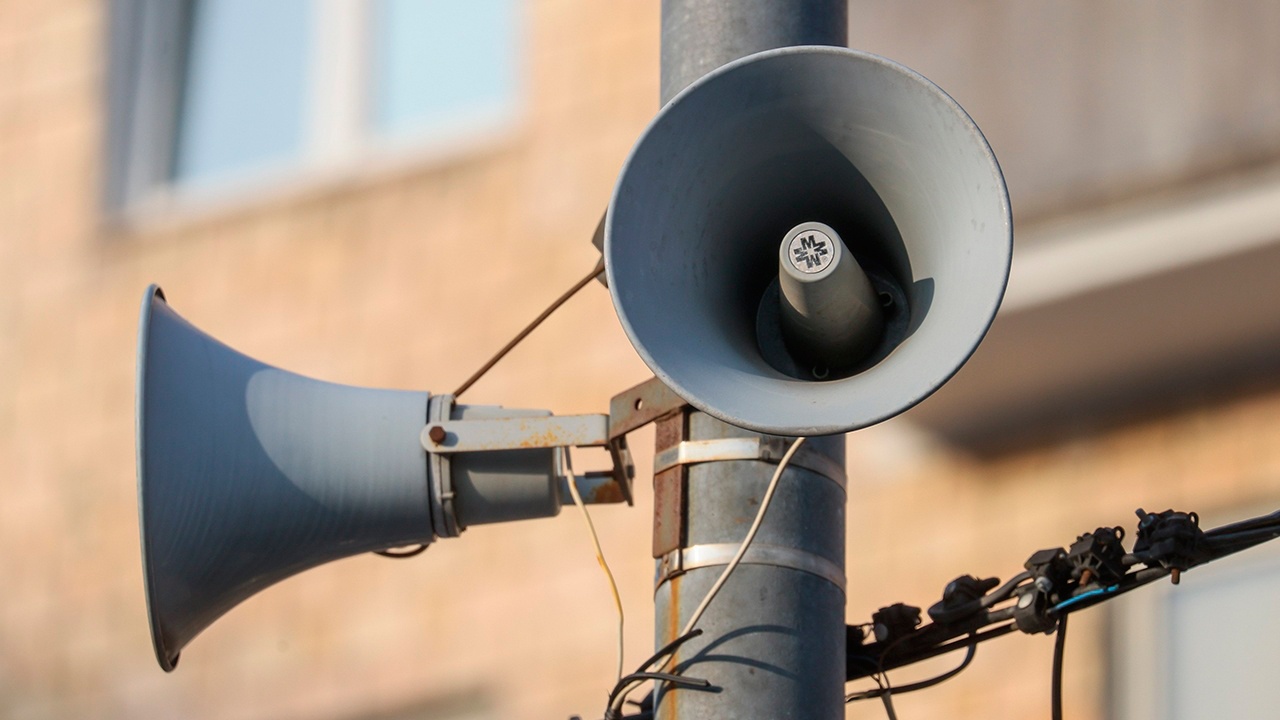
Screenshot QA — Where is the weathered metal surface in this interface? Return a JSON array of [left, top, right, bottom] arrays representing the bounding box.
[[657, 542, 846, 593], [605, 434, 637, 507], [652, 410, 689, 559], [426, 399, 575, 533], [653, 437, 847, 488], [427, 395, 460, 538], [422, 414, 609, 453], [424, 401, 644, 508], [609, 375, 688, 440], [660, 0, 847, 104], [654, 412, 847, 720], [560, 471, 628, 506], [604, 376, 687, 508]]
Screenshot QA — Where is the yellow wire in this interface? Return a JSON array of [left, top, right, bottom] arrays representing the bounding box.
[[563, 448, 626, 683]]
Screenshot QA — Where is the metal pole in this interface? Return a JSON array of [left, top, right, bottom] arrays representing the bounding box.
[[652, 414, 846, 719], [653, 7, 849, 718], [660, 0, 847, 104]]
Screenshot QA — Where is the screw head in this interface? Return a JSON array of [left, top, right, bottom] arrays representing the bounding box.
[[427, 425, 447, 444]]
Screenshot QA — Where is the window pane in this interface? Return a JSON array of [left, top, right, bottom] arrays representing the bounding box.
[[371, 0, 519, 138], [1165, 554, 1280, 720], [174, 0, 312, 185]]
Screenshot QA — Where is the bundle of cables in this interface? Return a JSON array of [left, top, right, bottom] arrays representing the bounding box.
[[842, 506, 1280, 720]]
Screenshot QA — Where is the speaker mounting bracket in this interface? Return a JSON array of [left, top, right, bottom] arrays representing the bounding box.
[[422, 414, 610, 453], [421, 378, 687, 510], [607, 376, 687, 438], [422, 397, 662, 509]]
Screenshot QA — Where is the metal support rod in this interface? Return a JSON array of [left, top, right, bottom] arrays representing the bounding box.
[[652, 3, 850, 718], [660, 0, 847, 104]]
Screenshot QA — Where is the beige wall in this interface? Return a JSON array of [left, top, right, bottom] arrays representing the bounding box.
[[3, 1, 662, 717], [2, 1, 1279, 719], [852, 0, 1280, 227]]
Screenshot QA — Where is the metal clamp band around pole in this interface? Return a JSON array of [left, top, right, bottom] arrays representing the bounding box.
[[657, 542, 846, 594], [653, 437, 847, 489]]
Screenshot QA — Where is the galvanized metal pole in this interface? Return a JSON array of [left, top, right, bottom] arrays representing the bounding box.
[[660, 0, 847, 103], [652, 3, 849, 718]]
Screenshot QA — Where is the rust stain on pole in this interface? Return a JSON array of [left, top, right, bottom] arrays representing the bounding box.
[[666, 574, 682, 717], [653, 410, 689, 557]]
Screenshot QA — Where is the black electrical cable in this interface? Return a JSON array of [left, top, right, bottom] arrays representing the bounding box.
[[1207, 528, 1280, 548], [848, 663, 899, 720], [637, 628, 704, 675], [374, 544, 428, 559], [981, 571, 1032, 608], [604, 629, 705, 716], [1205, 509, 1280, 537], [453, 256, 605, 398], [860, 631, 908, 719], [1051, 614, 1068, 720], [607, 673, 710, 719], [848, 622, 1018, 682], [846, 639, 978, 702], [879, 685, 901, 720], [614, 672, 708, 690]]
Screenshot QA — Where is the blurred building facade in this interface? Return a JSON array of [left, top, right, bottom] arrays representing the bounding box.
[[1, 1, 1279, 719]]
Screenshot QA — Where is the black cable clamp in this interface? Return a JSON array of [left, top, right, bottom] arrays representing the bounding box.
[[1067, 526, 1127, 586], [1131, 508, 1212, 582], [872, 602, 923, 644], [1013, 548, 1073, 635], [928, 575, 1000, 624]]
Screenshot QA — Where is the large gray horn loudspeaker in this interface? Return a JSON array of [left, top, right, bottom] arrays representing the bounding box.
[[137, 286, 435, 670], [137, 286, 566, 671], [605, 47, 1012, 435]]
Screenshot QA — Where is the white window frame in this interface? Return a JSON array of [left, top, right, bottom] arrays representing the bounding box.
[[105, 0, 524, 224]]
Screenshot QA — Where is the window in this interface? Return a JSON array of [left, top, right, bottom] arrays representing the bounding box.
[[175, 0, 312, 186], [1110, 514, 1280, 720], [371, 0, 519, 140], [106, 0, 522, 213]]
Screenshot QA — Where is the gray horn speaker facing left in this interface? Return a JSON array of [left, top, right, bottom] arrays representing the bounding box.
[[136, 286, 436, 671], [137, 286, 583, 671]]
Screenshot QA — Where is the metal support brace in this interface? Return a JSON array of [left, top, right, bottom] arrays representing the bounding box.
[[422, 415, 610, 452], [420, 379, 687, 513]]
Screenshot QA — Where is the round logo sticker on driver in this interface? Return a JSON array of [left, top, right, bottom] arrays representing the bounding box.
[[786, 230, 835, 274]]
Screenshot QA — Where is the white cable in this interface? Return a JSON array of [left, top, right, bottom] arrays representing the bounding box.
[[678, 435, 808, 638], [563, 448, 626, 683], [608, 436, 810, 715]]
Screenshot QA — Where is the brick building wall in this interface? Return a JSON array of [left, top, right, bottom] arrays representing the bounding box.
[[3, 1, 662, 717], [2, 2, 1278, 719]]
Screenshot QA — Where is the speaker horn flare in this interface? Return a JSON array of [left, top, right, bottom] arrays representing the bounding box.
[[136, 286, 434, 670], [605, 46, 1012, 435]]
